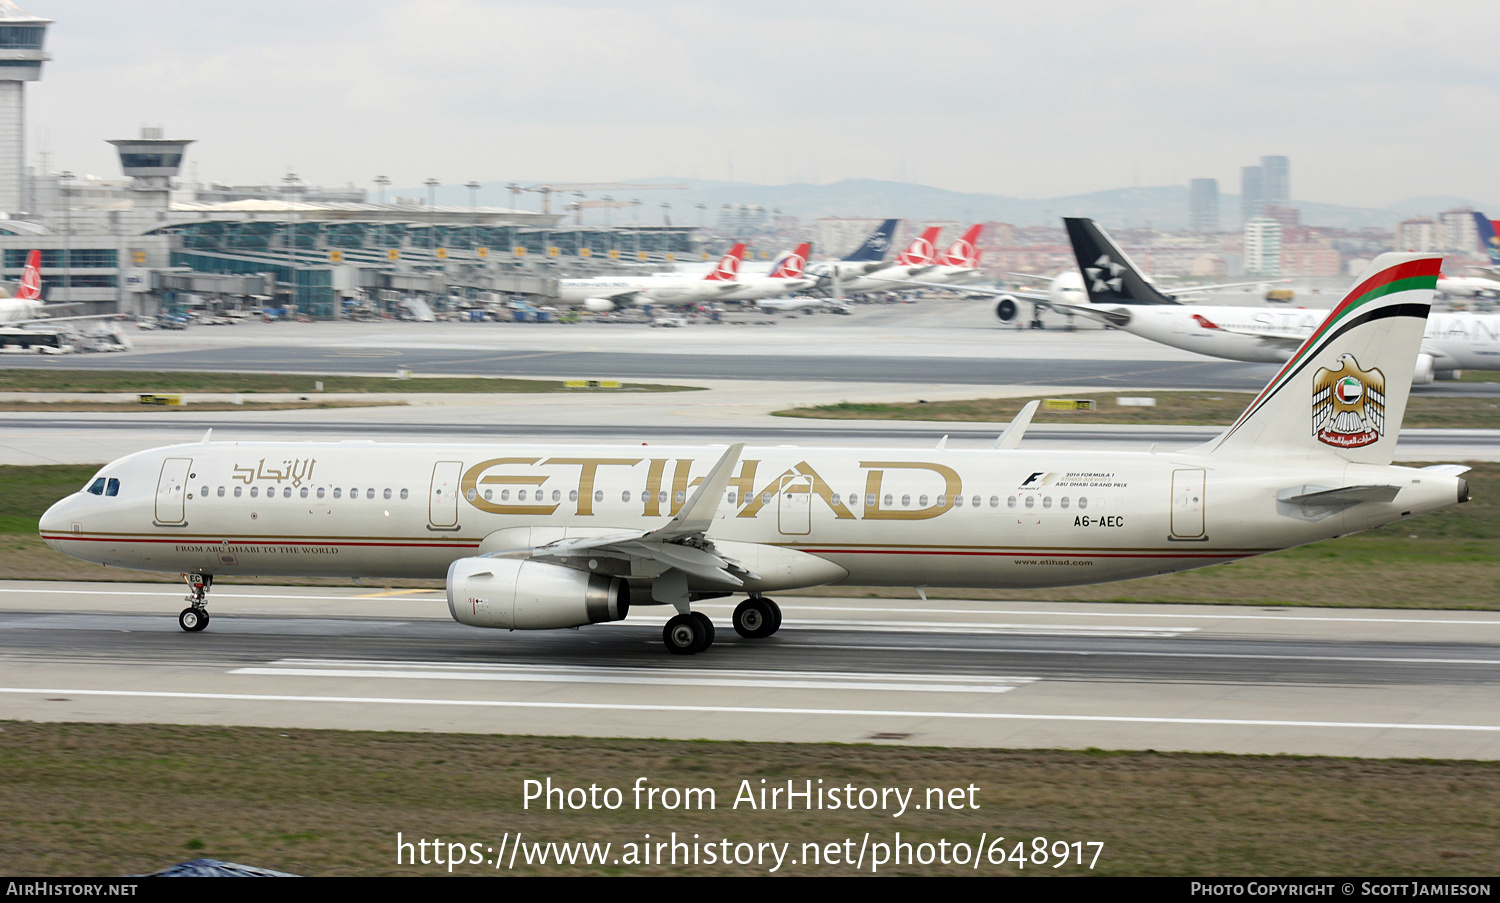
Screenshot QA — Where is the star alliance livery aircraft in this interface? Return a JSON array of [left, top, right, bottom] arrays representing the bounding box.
[[42, 253, 1469, 655]]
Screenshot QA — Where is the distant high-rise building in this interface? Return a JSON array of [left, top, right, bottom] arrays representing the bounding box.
[[1244, 217, 1283, 276], [1397, 217, 1440, 252], [1241, 166, 1264, 223], [1439, 208, 1480, 254], [1188, 178, 1219, 233], [1261, 155, 1290, 208]]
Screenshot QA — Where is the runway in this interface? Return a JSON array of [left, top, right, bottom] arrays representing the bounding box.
[[2, 581, 1497, 758]]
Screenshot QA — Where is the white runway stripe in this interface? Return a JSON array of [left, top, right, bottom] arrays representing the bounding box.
[[2, 686, 1497, 732], [234, 659, 1036, 694]]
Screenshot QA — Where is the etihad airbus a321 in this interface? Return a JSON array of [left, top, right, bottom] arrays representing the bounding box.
[[41, 253, 1469, 654]]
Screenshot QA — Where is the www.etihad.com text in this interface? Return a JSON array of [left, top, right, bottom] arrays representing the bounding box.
[[396, 832, 1103, 873]]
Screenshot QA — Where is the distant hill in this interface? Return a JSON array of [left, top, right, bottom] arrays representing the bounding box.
[[437, 178, 1500, 232]]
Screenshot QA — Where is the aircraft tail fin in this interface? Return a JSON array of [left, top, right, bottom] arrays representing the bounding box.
[[1472, 212, 1500, 266], [937, 224, 983, 267], [15, 249, 41, 300], [1207, 253, 1441, 465], [895, 227, 941, 266], [842, 219, 898, 262], [1063, 218, 1177, 305], [768, 242, 811, 279], [704, 243, 746, 281]]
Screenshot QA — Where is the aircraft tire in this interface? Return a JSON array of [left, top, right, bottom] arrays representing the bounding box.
[[733, 598, 775, 639], [178, 607, 208, 632], [691, 612, 715, 649], [663, 613, 706, 655], [765, 599, 782, 635]]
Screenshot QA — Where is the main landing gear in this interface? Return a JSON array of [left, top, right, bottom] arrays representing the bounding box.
[[732, 596, 782, 639], [660, 596, 783, 655], [179, 573, 212, 633]]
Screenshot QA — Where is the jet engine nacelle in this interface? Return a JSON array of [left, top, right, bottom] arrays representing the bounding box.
[[1412, 353, 1435, 385], [994, 295, 1022, 324], [583, 297, 616, 313], [446, 557, 628, 629]]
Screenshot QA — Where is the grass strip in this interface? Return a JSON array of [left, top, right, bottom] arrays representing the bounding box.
[[0, 370, 697, 394], [0, 722, 1494, 876], [775, 392, 1500, 429]]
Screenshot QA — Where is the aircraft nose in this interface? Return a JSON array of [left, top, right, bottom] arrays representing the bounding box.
[[38, 495, 78, 546]]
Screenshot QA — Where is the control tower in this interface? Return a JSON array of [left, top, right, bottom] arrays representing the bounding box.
[[0, 1, 48, 215], [108, 127, 193, 212]]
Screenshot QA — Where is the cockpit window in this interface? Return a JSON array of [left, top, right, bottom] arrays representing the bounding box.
[[87, 478, 106, 495], [105, 478, 120, 497]]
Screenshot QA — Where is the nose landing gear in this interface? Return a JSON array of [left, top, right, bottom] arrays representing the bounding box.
[[179, 573, 212, 632]]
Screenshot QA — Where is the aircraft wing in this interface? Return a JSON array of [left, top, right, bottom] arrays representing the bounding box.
[[499, 443, 758, 586], [1169, 278, 1290, 295], [7, 313, 121, 326]]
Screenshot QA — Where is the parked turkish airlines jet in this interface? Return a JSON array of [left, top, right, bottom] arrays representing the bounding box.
[[1046, 218, 1500, 382], [716, 243, 814, 301], [907, 224, 985, 287], [0, 251, 47, 323], [833, 226, 944, 294], [557, 244, 747, 311], [41, 254, 1468, 655]]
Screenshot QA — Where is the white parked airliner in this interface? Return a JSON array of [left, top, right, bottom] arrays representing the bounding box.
[[1030, 218, 1500, 383], [41, 253, 1469, 655], [556, 244, 747, 311]]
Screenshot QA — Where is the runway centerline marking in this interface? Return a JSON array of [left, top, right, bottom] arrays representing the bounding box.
[[1, 687, 1496, 732], [233, 660, 1036, 694]]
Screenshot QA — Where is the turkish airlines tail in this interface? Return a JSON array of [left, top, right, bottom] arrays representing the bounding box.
[[936, 224, 983, 268], [1209, 253, 1441, 465], [894, 227, 942, 267], [703, 243, 747, 281], [15, 249, 40, 300], [768, 243, 811, 279]]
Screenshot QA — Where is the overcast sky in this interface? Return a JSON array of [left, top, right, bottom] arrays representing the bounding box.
[[19, 0, 1500, 208]]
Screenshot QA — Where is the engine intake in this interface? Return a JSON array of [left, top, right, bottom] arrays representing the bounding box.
[[994, 296, 1020, 323], [447, 558, 628, 629]]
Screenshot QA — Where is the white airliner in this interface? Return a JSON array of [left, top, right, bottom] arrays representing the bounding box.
[[1434, 271, 1500, 301], [556, 244, 747, 312], [40, 253, 1468, 655], [715, 242, 815, 302], [1032, 218, 1500, 382], [0, 251, 48, 323], [833, 226, 944, 294], [884, 224, 985, 288]]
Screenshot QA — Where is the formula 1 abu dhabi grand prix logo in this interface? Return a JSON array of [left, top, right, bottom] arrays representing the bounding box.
[[1312, 353, 1386, 449]]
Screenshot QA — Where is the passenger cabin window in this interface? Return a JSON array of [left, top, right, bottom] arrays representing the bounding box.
[[401, 489, 409, 500]]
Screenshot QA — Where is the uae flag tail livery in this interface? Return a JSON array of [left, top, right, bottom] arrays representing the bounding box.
[[704, 243, 747, 281], [1209, 253, 1441, 465]]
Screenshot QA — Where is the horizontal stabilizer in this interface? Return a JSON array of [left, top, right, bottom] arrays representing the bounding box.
[[1277, 483, 1401, 520]]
